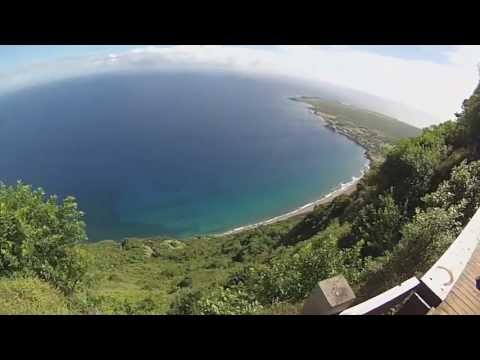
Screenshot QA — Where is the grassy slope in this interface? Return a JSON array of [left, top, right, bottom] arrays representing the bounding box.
[[0, 277, 70, 315], [81, 220, 299, 314]]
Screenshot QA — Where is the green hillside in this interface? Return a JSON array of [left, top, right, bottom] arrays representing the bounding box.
[[292, 97, 422, 162], [0, 80, 479, 315]]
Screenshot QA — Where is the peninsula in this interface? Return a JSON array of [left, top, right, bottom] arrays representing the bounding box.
[[291, 96, 421, 162]]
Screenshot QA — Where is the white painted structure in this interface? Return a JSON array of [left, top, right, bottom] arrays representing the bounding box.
[[338, 207, 480, 315], [421, 207, 480, 301], [340, 277, 420, 315]]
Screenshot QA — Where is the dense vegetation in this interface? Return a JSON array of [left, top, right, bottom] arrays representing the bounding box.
[[0, 80, 479, 314], [0, 183, 90, 313]]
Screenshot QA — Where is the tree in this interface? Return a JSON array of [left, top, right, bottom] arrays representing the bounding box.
[[378, 127, 449, 211], [457, 80, 480, 149], [423, 159, 480, 222], [360, 206, 463, 297], [230, 222, 363, 305], [347, 191, 405, 257], [0, 182, 89, 295]]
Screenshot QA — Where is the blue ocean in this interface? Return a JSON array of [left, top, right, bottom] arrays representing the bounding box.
[[0, 71, 366, 240]]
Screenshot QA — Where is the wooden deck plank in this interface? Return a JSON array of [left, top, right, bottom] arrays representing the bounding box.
[[439, 291, 479, 315], [469, 263, 480, 273], [451, 291, 480, 313], [428, 306, 444, 315], [462, 259, 480, 284], [465, 257, 480, 271], [431, 306, 451, 315], [429, 306, 444, 315], [463, 278, 480, 296], [463, 268, 478, 280], [432, 304, 457, 315], [445, 293, 474, 314], [422, 209, 480, 303], [434, 300, 460, 315], [448, 291, 477, 314], [453, 279, 480, 306], [438, 308, 451, 315], [430, 243, 480, 315], [458, 271, 477, 288]]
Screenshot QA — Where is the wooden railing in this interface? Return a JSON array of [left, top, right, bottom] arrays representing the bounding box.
[[339, 207, 480, 315], [340, 277, 422, 315], [421, 207, 480, 302]]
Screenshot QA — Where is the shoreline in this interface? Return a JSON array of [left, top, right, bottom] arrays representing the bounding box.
[[217, 169, 367, 237], [216, 98, 371, 237], [307, 107, 375, 164], [291, 96, 376, 163]]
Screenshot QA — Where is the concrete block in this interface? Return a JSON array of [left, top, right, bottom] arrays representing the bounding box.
[[302, 275, 356, 315]]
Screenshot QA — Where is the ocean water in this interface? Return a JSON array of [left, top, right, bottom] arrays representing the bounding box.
[[0, 71, 366, 240]]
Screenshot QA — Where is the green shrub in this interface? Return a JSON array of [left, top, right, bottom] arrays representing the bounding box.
[[346, 191, 405, 256], [215, 222, 364, 308], [378, 126, 449, 210], [196, 287, 263, 315], [457, 86, 480, 146], [423, 159, 480, 221], [0, 182, 89, 295], [360, 206, 463, 297], [168, 288, 203, 315], [177, 276, 192, 288]]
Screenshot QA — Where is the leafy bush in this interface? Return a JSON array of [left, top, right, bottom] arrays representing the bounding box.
[[168, 288, 203, 315], [177, 276, 192, 288], [423, 159, 480, 221], [378, 126, 449, 210], [0, 182, 89, 294], [345, 191, 405, 256], [227, 222, 363, 305], [195, 287, 263, 315], [360, 206, 463, 297], [173, 222, 365, 314], [457, 85, 480, 147]]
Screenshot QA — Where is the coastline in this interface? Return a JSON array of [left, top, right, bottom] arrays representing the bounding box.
[[217, 169, 367, 237], [216, 98, 371, 237], [306, 105, 376, 164]]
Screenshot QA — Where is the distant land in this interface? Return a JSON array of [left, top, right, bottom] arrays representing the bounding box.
[[291, 96, 422, 162], [298, 80, 440, 128]]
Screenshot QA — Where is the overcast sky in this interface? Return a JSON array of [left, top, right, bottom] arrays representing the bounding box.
[[1, 45, 479, 124]]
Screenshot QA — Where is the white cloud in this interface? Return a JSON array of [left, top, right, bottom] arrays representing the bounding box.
[[117, 45, 480, 122], [1, 45, 479, 124]]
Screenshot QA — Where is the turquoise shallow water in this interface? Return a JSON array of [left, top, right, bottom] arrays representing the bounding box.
[[0, 72, 366, 240]]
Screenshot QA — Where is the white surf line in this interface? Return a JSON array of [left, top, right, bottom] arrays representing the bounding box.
[[217, 162, 370, 237]]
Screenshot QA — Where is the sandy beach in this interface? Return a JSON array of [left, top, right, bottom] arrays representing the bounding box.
[[218, 171, 365, 237]]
